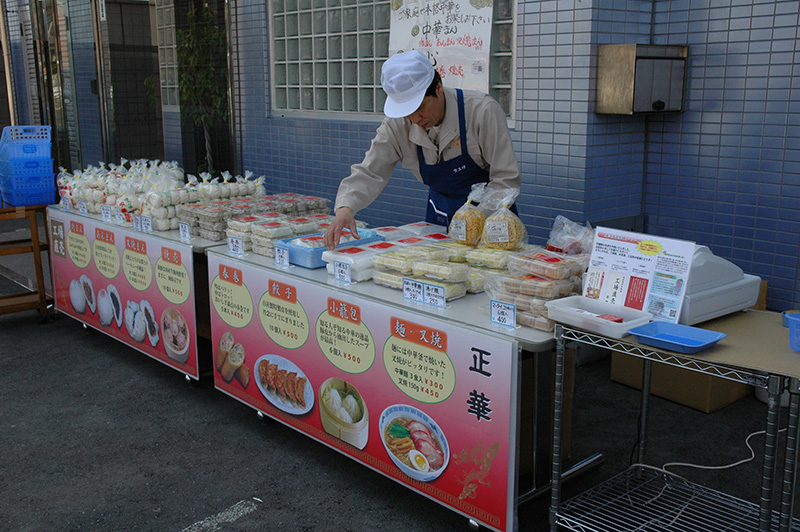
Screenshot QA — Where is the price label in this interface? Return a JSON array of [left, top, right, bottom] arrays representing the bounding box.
[[424, 283, 446, 308], [101, 205, 112, 221], [115, 207, 125, 225], [141, 216, 153, 233], [59, 196, 70, 211], [490, 299, 516, 329], [179, 222, 191, 242], [402, 278, 425, 304], [333, 261, 351, 283], [78, 200, 87, 215], [133, 214, 142, 232], [275, 246, 290, 268], [228, 236, 244, 256]]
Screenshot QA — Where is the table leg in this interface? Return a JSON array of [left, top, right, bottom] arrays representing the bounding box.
[[779, 378, 800, 532], [549, 325, 566, 532], [760, 374, 784, 531]]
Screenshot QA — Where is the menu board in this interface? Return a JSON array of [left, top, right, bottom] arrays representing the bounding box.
[[48, 209, 199, 379], [208, 251, 518, 532], [584, 227, 695, 322]]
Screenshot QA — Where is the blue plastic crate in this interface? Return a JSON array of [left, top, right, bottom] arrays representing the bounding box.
[[0, 185, 56, 206], [0, 172, 54, 190], [0, 126, 51, 159], [0, 156, 53, 176]]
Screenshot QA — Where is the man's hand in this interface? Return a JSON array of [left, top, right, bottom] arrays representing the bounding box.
[[323, 207, 360, 250]]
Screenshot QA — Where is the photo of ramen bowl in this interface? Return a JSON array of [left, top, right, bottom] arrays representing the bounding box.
[[161, 308, 190, 363], [319, 378, 369, 449], [379, 404, 449, 482]]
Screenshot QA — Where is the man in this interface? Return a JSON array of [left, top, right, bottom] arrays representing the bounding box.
[[323, 50, 521, 250]]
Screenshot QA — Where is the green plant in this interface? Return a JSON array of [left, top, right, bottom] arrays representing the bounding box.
[[176, 2, 228, 173]]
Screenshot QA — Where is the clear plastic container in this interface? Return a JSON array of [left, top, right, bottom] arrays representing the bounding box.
[[421, 232, 451, 243], [286, 217, 318, 234], [411, 260, 470, 282], [226, 228, 253, 241], [197, 228, 226, 241], [227, 215, 262, 232], [395, 236, 428, 247], [326, 262, 375, 282], [399, 221, 447, 235], [251, 221, 293, 238], [321, 245, 378, 270], [371, 269, 406, 289], [197, 207, 228, 222], [508, 246, 589, 279], [373, 251, 420, 274], [372, 226, 414, 240], [252, 244, 275, 257], [198, 220, 228, 232], [398, 244, 449, 260], [290, 235, 327, 248], [517, 311, 555, 332], [430, 240, 475, 262], [465, 247, 515, 269]]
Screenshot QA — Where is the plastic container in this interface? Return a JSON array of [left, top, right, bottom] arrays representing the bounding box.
[[399, 221, 447, 235], [0, 171, 54, 190], [0, 185, 55, 206], [274, 230, 382, 269], [787, 313, 800, 352], [372, 226, 414, 241], [1, 156, 53, 176], [497, 274, 575, 298], [373, 250, 421, 274], [465, 247, 515, 269], [0, 125, 51, 158], [545, 295, 653, 338], [508, 247, 589, 279], [411, 260, 470, 282], [627, 322, 727, 354], [322, 245, 378, 271]]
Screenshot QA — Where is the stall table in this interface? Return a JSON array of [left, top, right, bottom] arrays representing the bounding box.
[[47, 205, 222, 379], [205, 245, 564, 532], [0, 204, 52, 320], [549, 309, 800, 532]]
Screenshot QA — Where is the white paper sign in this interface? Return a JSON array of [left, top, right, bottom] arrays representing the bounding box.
[[333, 261, 351, 283], [59, 196, 70, 211], [78, 201, 87, 215], [228, 236, 244, 256], [275, 246, 290, 268], [179, 222, 191, 242], [424, 283, 446, 308], [141, 216, 153, 233], [132, 214, 142, 232], [115, 207, 125, 224], [490, 300, 516, 328], [403, 277, 425, 303], [389, 0, 494, 93], [101, 205, 112, 222], [584, 227, 695, 323]]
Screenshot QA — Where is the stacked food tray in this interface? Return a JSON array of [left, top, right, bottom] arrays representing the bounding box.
[[0, 126, 54, 206]]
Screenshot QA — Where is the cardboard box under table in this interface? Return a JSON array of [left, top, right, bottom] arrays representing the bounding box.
[[611, 309, 799, 413]]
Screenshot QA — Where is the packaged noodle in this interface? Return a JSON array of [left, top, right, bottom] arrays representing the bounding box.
[[465, 247, 516, 269], [411, 260, 470, 282], [372, 269, 406, 289], [373, 251, 421, 274], [251, 221, 293, 239], [464, 266, 498, 293], [227, 215, 262, 232], [449, 182, 487, 246], [398, 244, 450, 261], [226, 228, 252, 242], [421, 278, 467, 301], [481, 188, 527, 250], [517, 310, 555, 332], [252, 243, 275, 257], [430, 240, 475, 262], [507, 246, 589, 280]]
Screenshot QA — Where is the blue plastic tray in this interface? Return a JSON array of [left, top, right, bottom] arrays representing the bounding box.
[[274, 230, 383, 269], [627, 321, 727, 354]]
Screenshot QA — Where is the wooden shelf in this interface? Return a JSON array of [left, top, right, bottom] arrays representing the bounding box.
[[0, 204, 52, 319]]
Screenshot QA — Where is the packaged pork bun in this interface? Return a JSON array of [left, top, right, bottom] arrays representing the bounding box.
[[481, 188, 527, 250], [448, 182, 487, 246]]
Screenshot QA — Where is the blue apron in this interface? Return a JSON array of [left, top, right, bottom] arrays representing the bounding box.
[[418, 89, 490, 226]]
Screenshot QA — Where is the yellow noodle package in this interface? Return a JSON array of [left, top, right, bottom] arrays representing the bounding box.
[[481, 189, 527, 250], [449, 183, 487, 246]]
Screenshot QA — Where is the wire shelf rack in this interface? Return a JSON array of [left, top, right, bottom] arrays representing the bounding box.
[[556, 465, 800, 532], [559, 326, 770, 389]]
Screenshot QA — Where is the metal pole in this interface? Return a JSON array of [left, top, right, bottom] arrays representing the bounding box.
[[548, 324, 565, 532], [760, 374, 784, 531], [779, 377, 800, 532], [0, 0, 18, 124]]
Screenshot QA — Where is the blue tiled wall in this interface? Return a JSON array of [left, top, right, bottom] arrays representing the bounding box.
[[233, 0, 800, 310]]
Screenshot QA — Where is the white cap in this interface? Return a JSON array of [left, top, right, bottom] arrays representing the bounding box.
[[381, 51, 436, 118]]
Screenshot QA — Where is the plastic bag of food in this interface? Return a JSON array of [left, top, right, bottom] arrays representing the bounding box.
[[449, 183, 487, 246], [481, 189, 527, 250], [546, 215, 594, 255]]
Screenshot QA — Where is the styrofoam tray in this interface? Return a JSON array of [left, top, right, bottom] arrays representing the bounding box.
[[545, 295, 652, 338], [627, 322, 727, 353]]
